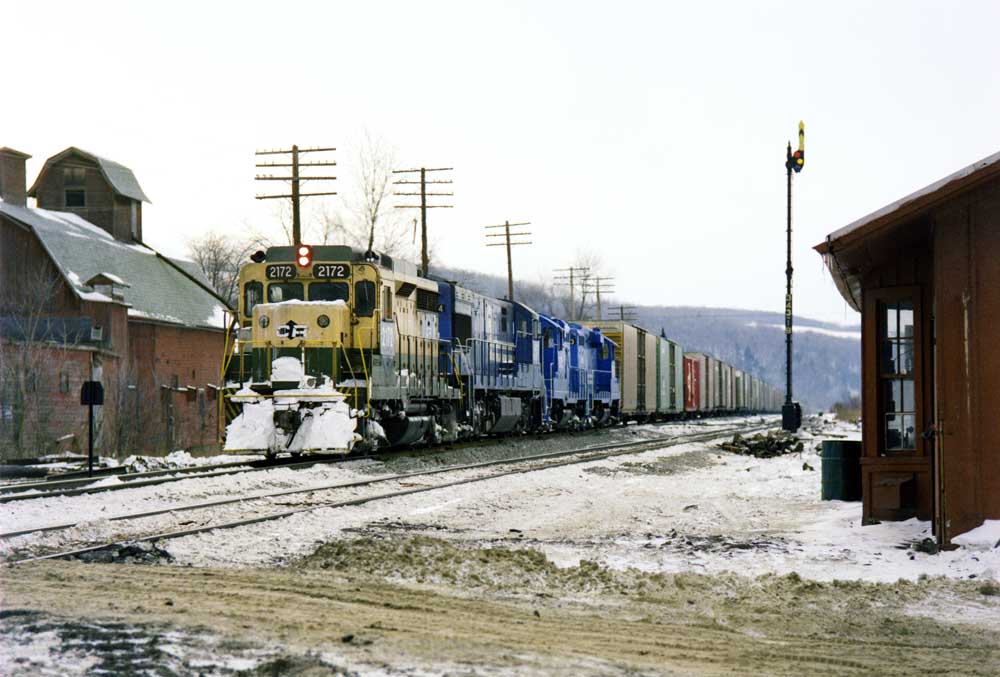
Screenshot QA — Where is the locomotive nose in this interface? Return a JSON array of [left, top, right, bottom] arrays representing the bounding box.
[[252, 301, 352, 345]]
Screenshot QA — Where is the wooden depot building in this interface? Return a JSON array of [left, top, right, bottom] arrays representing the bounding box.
[[815, 150, 1000, 544]]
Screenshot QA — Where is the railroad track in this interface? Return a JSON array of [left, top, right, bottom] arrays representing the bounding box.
[[3, 421, 775, 566], [0, 454, 356, 504], [0, 416, 753, 504]]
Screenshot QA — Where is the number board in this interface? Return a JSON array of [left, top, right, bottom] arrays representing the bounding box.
[[266, 264, 297, 279], [313, 263, 350, 279]]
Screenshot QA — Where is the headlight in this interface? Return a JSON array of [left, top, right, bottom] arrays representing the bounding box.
[[317, 314, 330, 328], [259, 315, 270, 328]]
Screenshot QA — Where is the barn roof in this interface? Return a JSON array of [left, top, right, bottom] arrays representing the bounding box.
[[27, 147, 151, 203], [0, 200, 229, 331]]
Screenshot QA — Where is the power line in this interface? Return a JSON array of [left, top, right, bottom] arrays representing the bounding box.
[[485, 221, 531, 301], [254, 145, 337, 246], [608, 305, 637, 322], [581, 275, 615, 321], [393, 167, 453, 277], [552, 267, 589, 322]]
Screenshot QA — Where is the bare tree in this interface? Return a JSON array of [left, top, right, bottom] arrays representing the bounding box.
[[186, 231, 271, 307], [0, 271, 81, 460], [337, 130, 420, 260]]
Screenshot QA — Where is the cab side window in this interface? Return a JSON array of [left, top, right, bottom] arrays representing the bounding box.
[[354, 280, 376, 317], [243, 282, 263, 318]]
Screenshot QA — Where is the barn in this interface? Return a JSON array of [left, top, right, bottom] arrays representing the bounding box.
[[815, 150, 1000, 544], [0, 146, 231, 458]]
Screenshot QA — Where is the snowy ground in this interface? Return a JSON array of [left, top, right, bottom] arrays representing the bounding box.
[[4, 415, 998, 583], [4, 415, 1000, 675]]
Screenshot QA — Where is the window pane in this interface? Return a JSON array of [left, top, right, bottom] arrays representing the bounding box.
[[65, 189, 85, 207], [898, 340, 914, 375], [309, 282, 348, 302], [901, 379, 914, 413], [886, 414, 903, 450], [899, 301, 914, 338], [881, 340, 897, 375], [267, 282, 303, 303], [883, 380, 901, 413], [884, 302, 898, 338], [243, 282, 263, 318], [900, 415, 916, 449], [354, 281, 376, 317]]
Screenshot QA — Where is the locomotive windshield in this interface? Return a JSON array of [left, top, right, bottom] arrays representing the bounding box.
[[268, 282, 304, 303], [309, 282, 349, 302]]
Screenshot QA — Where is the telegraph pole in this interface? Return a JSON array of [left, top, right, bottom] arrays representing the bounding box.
[[609, 305, 637, 323], [553, 267, 589, 321], [583, 276, 615, 321], [782, 121, 805, 432], [485, 221, 531, 300], [255, 145, 337, 246], [393, 166, 453, 276]]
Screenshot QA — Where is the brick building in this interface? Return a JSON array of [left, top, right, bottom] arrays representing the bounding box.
[[0, 146, 231, 458]]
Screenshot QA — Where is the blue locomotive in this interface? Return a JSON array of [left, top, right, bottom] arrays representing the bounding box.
[[222, 244, 778, 455]]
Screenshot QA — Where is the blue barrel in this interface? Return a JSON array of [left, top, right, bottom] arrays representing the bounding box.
[[821, 440, 862, 501]]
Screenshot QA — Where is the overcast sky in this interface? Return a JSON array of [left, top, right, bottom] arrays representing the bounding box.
[[6, 1, 999, 324]]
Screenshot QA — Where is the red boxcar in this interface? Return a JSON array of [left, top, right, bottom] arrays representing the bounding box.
[[684, 355, 700, 412]]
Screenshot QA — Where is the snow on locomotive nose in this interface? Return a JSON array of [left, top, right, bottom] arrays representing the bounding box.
[[224, 299, 362, 455]]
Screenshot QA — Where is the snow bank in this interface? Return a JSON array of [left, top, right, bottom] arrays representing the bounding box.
[[953, 520, 1000, 551], [287, 400, 359, 453], [271, 356, 304, 383], [224, 400, 275, 451]]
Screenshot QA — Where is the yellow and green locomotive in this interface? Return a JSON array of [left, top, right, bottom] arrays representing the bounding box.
[[222, 244, 461, 456]]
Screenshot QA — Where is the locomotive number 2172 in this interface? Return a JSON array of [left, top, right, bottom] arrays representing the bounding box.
[[313, 264, 350, 279]]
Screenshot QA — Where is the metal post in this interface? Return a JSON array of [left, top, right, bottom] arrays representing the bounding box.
[[504, 221, 513, 301], [569, 268, 575, 322], [781, 121, 805, 432], [291, 144, 300, 246], [420, 168, 428, 277], [87, 400, 94, 478], [785, 157, 793, 405]]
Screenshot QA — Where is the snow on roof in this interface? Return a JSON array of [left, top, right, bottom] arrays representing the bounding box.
[[27, 147, 151, 203], [821, 149, 1000, 249], [86, 272, 130, 287], [0, 201, 227, 331]]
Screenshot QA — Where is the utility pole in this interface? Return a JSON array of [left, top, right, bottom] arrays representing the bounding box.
[[255, 145, 337, 246], [609, 305, 637, 323], [553, 267, 589, 321], [393, 166, 453, 276], [485, 221, 531, 300], [782, 121, 805, 432], [583, 276, 615, 321]]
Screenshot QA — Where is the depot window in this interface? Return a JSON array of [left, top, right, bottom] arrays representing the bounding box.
[[879, 299, 916, 452], [354, 280, 376, 317], [308, 282, 349, 302], [267, 282, 303, 303], [243, 282, 263, 318]]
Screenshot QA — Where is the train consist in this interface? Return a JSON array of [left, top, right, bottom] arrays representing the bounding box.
[[222, 244, 782, 455]]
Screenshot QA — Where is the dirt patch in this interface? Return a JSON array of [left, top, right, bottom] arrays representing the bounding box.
[[4, 558, 1000, 675], [584, 449, 717, 476], [65, 541, 174, 565]]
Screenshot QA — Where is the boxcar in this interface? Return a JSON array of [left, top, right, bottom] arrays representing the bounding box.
[[655, 335, 684, 415], [683, 354, 701, 414]]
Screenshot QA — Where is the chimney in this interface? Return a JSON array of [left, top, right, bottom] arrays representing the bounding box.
[[0, 147, 31, 207]]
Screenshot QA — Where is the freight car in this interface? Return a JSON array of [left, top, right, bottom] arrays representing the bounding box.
[[221, 244, 781, 455]]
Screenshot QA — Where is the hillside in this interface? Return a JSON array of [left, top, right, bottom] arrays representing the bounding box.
[[433, 265, 860, 413]]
